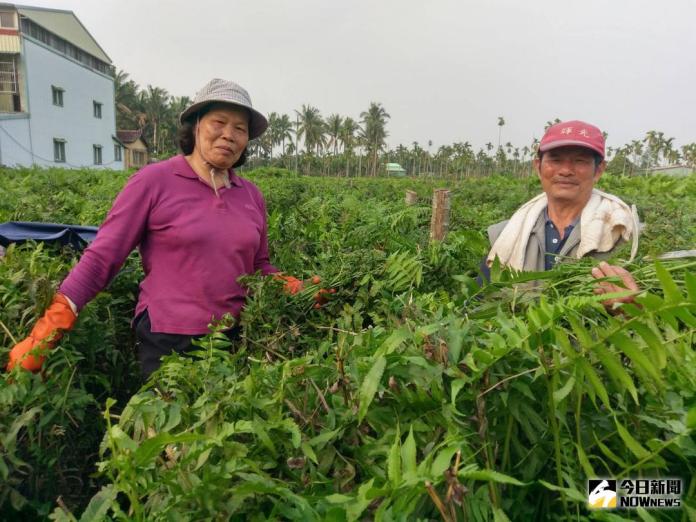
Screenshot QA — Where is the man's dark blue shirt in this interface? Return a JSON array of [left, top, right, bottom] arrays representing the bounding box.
[[544, 207, 578, 270]]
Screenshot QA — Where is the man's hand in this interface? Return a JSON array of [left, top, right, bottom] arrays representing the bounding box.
[[591, 261, 640, 310]]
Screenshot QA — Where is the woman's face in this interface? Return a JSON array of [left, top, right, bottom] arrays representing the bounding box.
[[195, 104, 250, 169]]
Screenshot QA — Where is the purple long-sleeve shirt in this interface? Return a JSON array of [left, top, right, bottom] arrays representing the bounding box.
[[59, 155, 277, 334]]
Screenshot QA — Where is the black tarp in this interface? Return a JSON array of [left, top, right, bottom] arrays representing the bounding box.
[[0, 221, 98, 250]]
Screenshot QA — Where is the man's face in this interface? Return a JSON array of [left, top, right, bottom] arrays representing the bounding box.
[[534, 146, 605, 205]]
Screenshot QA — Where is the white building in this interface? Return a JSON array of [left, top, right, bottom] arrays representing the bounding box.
[[0, 4, 122, 169]]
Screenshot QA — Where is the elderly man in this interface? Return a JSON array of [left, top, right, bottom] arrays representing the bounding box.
[[485, 120, 639, 302]]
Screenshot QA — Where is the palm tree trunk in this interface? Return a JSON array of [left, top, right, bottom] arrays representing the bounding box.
[[153, 120, 158, 155]]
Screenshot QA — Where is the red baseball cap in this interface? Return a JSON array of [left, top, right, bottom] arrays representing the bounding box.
[[539, 120, 605, 158]]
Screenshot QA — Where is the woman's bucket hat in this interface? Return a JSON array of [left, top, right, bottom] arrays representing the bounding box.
[[179, 78, 268, 140]]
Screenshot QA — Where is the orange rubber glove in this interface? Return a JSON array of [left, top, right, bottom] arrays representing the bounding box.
[[310, 276, 336, 308], [7, 294, 77, 372], [275, 274, 304, 295]]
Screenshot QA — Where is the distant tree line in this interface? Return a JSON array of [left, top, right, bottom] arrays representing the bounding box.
[[114, 70, 696, 177]]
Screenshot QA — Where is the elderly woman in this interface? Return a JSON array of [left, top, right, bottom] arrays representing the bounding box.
[[8, 79, 303, 377]]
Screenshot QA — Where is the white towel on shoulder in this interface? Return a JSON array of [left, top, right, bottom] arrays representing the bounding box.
[[487, 189, 639, 271]]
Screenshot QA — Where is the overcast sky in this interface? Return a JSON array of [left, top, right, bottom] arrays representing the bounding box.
[[27, 0, 696, 152]]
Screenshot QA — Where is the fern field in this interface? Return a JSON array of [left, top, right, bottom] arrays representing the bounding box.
[[1, 166, 694, 521]]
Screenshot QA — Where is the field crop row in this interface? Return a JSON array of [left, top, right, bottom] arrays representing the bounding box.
[[1, 167, 694, 520]]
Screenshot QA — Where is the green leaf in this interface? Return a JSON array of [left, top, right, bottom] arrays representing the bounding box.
[[594, 433, 627, 468], [109, 425, 138, 453], [636, 507, 658, 522], [450, 378, 468, 405], [358, 355, 386, 423], [133, 432, 201, 467], [51, 506, 77, 522], [374, 328, 410, 357], [282, 418, 302, 448], [301, 442, 318, 465], [430, 445, 459, 478], [674, 307, 696, 328], [578, 359, 611, 410], [492, 507, 512, 522], [308, 427, 342, 448], [324, 493, 352, 504], [401, 426, 417, 477], [252, 419, 277, 457], [160, 403, 181, 432], [631, 320, 666, 370], [686, 404, 696, 430], [194, 447, 212, 470], [459, 469, 525, 486], [567, 315, 594, 349], [447, 322, 467, 363], [615, 420, 650, 460], [654, 261, 682, 303], [555, 329, 578, 359], [4, 407, 41, 446], [387, 428, 401, 488], [591, 344, 638, 404], [9, 488, 27, 512], [346, 479, 375, 522], [537, 480, 586, 502], [684, 271, 696, 302], [609, 331, 662, 386], [575, 443, 595, 478], [0, 457, 8, 481], [553, 375, 576, 404]]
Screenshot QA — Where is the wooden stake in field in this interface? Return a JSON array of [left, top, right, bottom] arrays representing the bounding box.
[[429, 189, 451, 241], [405, 190, 418, 206]]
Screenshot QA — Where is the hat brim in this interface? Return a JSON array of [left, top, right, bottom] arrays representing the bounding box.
[[179, 101, 268, 140], [539, 139, 604, 158]]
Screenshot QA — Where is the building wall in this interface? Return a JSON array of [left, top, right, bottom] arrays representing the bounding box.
[[0, 36, 122, 169], [124, 138, 148, 169], [0, 115, 32, 165]]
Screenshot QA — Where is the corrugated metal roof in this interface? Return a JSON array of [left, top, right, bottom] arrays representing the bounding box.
[[16, 5, 111, 63], [0, 34, 20, 53], [117, 129, 149, 147], [116, 129, 142, 144]]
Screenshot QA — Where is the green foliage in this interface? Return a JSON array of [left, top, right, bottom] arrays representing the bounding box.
[[0, 167, 695, 520]]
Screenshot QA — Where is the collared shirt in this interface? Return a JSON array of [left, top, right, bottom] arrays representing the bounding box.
[[544, 207, 578, 270], [60, 155, 277, 334]]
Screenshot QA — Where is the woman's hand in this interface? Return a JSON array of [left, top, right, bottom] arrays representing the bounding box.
[[7, 294, 77, 371], [275, 274, 304, 295]]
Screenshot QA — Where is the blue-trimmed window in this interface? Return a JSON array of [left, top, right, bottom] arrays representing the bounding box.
[[52, 86, 63, 107], [93, 144, 102, 165], [53, 139, 66, 162]]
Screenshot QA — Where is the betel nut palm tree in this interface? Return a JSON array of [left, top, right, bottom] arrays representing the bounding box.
[[360, 102, 390, 177], [296, 105, 326, 155], [325, 114, 343, 157]]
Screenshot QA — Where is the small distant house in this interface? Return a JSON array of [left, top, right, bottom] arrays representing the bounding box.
[[647, 165, 694, 177], [385, 162, 406, 177], [0, 4, 122, 169], [116, 129, 148, 169]]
